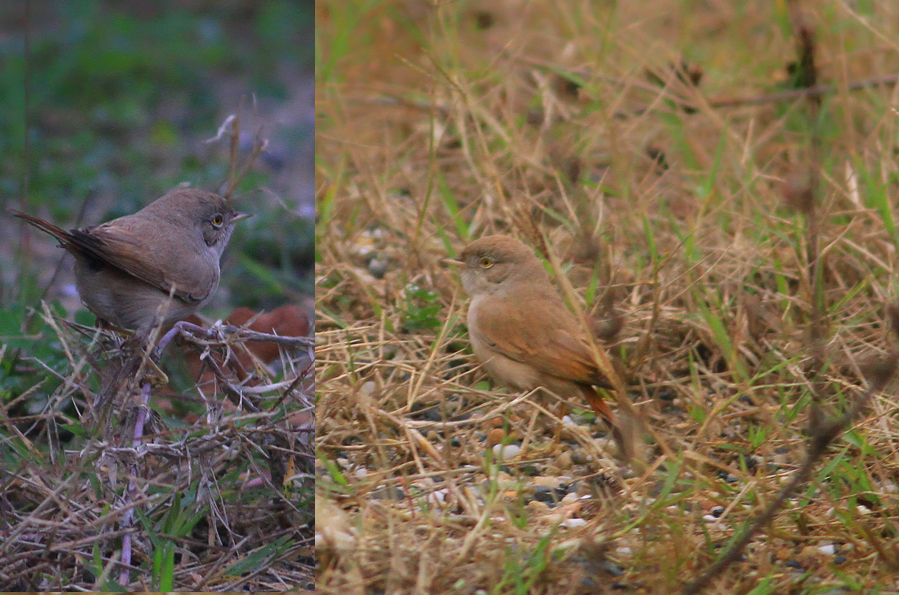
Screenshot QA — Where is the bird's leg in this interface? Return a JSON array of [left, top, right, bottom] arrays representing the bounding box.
[[155, 320, 208, 355], [138, 320, 210, 386]]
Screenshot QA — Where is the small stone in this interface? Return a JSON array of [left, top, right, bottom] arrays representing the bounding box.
[[427, 489, 448, 506], [367, 257, 388, 278], [739, 454, 759, 474], [527, 500, 550, 513], [532, 476, 563, 489], [520, 465, 540, 476], [556, 451, 574, 470], [486, 428, 506, 448], [570, 450, 589, 465], [492, 443, 521, 460], [370, 486, 405, 500], [561, 492, 580, 505], [532, 486, 557, 504], [799, 545, 819, 558], [717, 471, 738, 483], [818, 544, 836, 556], [562, 518, 587, 528]]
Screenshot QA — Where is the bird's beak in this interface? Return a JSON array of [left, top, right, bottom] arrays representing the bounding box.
[[232, 211, 253, 222], [443, 258, 464, 267]]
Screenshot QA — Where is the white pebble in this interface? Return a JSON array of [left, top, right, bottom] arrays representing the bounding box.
[[818, 544, 836, 555], [492, 444, 521, 460], [562, 518, 587, 528], [427, 489, 448, 506]]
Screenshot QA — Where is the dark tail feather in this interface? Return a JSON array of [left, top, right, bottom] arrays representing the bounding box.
[[12, 211, 73, 247], [580, 384, 633, 462]]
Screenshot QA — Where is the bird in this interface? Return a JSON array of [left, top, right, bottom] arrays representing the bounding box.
[[13, 187, 250, 337], [456, 234, 622, 447]]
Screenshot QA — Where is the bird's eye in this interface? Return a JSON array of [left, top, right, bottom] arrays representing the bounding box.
[[479, 256, 494, 268], [211, 214, 224, 227]]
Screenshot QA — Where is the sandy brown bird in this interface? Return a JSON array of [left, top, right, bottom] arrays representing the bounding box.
[[457, 234, 619, 439]]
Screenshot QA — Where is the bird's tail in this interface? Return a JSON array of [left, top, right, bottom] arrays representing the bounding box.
[[580, 384, 633, 461], [12, 211, 73, 247]]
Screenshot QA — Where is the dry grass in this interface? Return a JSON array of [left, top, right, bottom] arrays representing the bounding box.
[[1, 315, 315, 590], [316, 1, 899, 593], [1, 317, 315, 590]]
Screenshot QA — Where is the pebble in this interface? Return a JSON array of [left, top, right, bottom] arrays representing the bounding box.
[[562, 518, 587, 528], [532, 485, 568, 505], [520, 465, 540, 476], [370, 486, 405, 500], [492, 443, 521, 460], [818, 544, 836, 556], [561, 492, 580, 505], [717, 471, 738, 483], [527, 500, 550, 513], [427, 489, 448, 506], [570, 450, 589, 465], [367, 257, 388, 278], [486, 428, 506, 448], [556, 451, 574, 470], [532, 476, 564, 489]]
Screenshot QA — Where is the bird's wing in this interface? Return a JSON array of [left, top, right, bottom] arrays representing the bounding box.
[[471, 293, 612, 388], [74, 221, 216, 303]]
